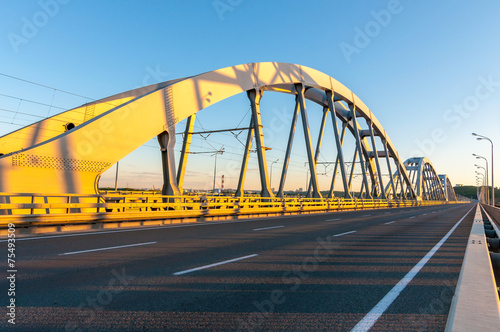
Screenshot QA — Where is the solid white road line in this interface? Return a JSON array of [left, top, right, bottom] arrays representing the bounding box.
[[350, 205, 475, 332], [333, 230, 356, 237], [173, 254, 258, 276], [326, 218, 342, 221], [253, 225, 284, 231], [59, 241, 157, 256], [383, 221, 396, 225]]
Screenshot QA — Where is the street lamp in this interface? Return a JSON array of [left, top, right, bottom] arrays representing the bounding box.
[[270, 159, 279, 193], [473, 153, 489, 205], [476, 172, 485, 203], [475, 164, 486, 192], [473, 133, 495, 206]]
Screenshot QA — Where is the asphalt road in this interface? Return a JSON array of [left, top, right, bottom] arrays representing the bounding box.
[[0, 203, 476, 331]]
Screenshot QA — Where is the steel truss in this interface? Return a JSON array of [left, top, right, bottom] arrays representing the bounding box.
[[0, 62, 454, 207]]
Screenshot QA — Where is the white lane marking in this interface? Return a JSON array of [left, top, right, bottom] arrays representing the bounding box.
[[59, 241, 157, 256], [333, 230, 356, 237], [173, 254, 258, 276], [253, 225, 284, 231], [423, 213, 428, 216], [384, 221, 396, 225], [362, 214, 372, 217], [326, 218, 342, 221], [350, 204, 475, 332], [409, 216, 415, 219]]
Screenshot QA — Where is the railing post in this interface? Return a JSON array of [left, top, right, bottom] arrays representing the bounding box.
[[31, 195, 35, 215]]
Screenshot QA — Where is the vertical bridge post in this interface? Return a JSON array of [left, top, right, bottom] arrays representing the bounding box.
[[277, 96, 300, 198], [158, 87, 181, 197], [177, 114, 196, 193], [248, 89, 273, 198], [350, 100, 372, 199], [327, 91, 351, 198], [368, 120, 386, 198], [306, 106, 328, 198], [235, 117, 254, 197], [296, 83, 321, 198], [158, 130, 180, 196], [382, 139, 396, 199]]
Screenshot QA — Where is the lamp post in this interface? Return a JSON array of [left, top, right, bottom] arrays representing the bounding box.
[[476, 179, 481, 202], [211, 147, 224, 193], [476, 172, 485, 203], [114, 161, 119, 192], [473, 153, 489, 205], [270, 159, 279, 193], [473, 133, 494, 206]]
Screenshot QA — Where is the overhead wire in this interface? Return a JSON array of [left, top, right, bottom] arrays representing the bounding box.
[[0, 72, 95, 101], [0, 107, 76, 123], [0, 92, 75, 113], [0, 72, 147, 124]]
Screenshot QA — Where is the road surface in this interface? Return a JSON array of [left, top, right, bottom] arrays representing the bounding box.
[[0, 203, 475, 331]]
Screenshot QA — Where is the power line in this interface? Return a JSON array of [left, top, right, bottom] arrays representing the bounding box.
[[235, 106, 251, 128], [0, 72, 95, 101], [0, 107, 72, 123], [0, 93, 71, 112]]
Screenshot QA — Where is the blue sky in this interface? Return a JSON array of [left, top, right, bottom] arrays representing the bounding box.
[[1, 0, 499, 191]]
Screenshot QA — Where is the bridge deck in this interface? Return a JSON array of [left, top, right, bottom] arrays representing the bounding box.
[[0, 203, 476, 331]]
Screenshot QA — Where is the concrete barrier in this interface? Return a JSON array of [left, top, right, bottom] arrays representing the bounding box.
[[445, 204, 500, 331]]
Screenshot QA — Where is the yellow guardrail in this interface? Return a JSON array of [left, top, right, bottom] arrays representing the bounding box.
[[0, 192, 466, 227]]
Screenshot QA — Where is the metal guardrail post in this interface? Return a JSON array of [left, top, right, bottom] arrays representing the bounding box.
[[30, 195, 35, 215]]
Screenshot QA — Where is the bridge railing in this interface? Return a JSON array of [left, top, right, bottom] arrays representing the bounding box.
[[0, 192, 463, 227]]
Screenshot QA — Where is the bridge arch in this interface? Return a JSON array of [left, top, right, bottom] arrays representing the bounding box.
[[439, 174, 457, 202], [0, 62, 417, 198], [388, 157, 447, 201]]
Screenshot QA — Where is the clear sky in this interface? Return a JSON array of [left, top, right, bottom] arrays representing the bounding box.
[[1, 0, 499, 192]]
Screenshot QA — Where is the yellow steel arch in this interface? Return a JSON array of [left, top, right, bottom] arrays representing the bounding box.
[[0, 62, 415, 196]]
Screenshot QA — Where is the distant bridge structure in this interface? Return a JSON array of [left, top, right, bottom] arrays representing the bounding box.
[[0, 62, 460, 222]]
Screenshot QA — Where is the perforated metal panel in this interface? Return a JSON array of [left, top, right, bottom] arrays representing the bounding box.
[[12, 154, 110, 172]]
